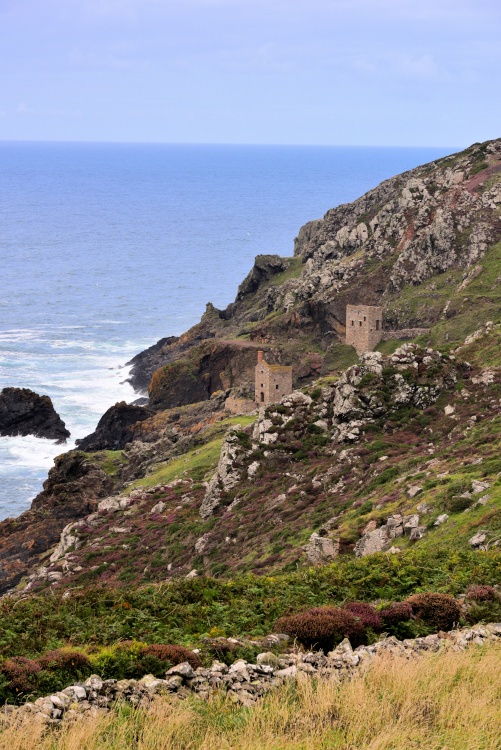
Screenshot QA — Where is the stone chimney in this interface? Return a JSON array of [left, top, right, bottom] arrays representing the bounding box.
[[257, 350, 264, 363]]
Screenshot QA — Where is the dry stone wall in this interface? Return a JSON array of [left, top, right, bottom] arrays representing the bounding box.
[[6, 623, 501, 725]]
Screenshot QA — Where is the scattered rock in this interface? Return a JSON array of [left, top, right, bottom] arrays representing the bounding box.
[[469, 532, 487, 548], [434, 514, 449, 526], [150, 501, 166, 515], [409, 526, 426, 541], [472, 480, 491, 494], [354, 526, 389, 557], [403, 514, 420, 531], [407, 486, 423, 499]]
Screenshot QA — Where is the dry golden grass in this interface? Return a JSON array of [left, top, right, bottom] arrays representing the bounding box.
[[1, 644, 500, 750]]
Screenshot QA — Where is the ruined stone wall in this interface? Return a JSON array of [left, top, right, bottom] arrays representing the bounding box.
[[345, 305, 383, 353]]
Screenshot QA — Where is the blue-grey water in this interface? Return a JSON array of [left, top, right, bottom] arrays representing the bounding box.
[[0, 142, 455, 519]]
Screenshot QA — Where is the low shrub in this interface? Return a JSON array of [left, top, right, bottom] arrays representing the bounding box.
[[36, 649, 92, 695], [446, 495, 473, 513], [464, 599, 501, 626], [344, 602, 382, 630], [465, 584, 499, 602], [0, 657, 41, 701], [138, 644, 201, 675], [275, 606, 365, 652], [379, 601, 413, 626], [202, 639, 262, 666], [406, 593, 461, 631], [91, 640, 146, 680]]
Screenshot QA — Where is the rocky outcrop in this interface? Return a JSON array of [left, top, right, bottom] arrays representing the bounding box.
[[304, 531, 340, 565], [76, 401, 153, 452], [148, 342, 261, 411], [354, 513, 426, 557], [126, 336, 180, 392], [124, 139, 501, 416], [200, 428, 248, 518], [7, 623, 501, 724], [234, 254, 291, 302], [253, 345, 458, 450], [0, 388, 69, 442], [0, 451, 118, 595]]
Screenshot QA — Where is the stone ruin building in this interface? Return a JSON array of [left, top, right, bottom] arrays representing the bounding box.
[[255, 351, 293, 405], [345, 304, 383, 354]]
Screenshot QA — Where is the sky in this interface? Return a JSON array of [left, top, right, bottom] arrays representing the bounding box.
[[0, 0, 499, 146]]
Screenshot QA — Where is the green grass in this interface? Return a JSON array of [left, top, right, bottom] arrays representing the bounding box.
[[130, 415, 255, 488], [267, 256, 303, 286], [93, 450, 128, 476], [385, 240, 501, 348]]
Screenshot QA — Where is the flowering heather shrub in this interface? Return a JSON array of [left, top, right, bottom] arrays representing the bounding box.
[[405, 593, 461, 631], [344, 602, 383, 630], [465, 584, 499, 602], [379, 602, 413, 626], [275, 606, 365, 652], [38, 649, 91, 673], [139, 644, 201, 671], [0, 656, 41, 697]]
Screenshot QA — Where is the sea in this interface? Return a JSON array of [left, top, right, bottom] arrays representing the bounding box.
[[0, 142, 456, 520]]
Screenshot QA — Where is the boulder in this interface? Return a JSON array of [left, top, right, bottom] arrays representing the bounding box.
[[469, 532, 487, 548], [354, 526, 389, 557], [76, 401, 153, 451], [0, 387, 69, 441], [304, 532, 339, 565]]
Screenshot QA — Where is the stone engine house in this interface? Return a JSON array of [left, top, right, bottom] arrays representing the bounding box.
[[345, 304, 383, 354], [255, 351, 293, 405]]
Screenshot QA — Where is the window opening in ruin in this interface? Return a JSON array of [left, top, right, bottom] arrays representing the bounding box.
[[376, 320, 380, 330], [359, 321, 362, 327], [260, 392, 264, 402], [364, 316, 366, 322], [351, 320, 354, 326], [276, 384, 279, 389]]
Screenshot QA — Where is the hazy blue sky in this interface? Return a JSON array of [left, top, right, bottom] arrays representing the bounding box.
[[0, 0, 499, 146]]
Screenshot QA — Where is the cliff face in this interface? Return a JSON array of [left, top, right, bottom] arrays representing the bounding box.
[[133, 139, 501, 410], [2, 138, 501, 594]]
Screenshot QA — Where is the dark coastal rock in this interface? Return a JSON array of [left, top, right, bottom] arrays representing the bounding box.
[[0, 450, 118, 595], [76, 402, 154, 452], [126, 336, 179, 392], [235, 254, 290, 302], [0, 387, 70, 442]]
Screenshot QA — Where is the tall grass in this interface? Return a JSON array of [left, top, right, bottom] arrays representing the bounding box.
[[1, 644, 499, 749]]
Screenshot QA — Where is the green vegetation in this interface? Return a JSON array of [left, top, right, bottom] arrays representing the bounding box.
[[267, 256, 303, 286], [131, 415, 255, 488], [0, 546, 498, 662], [385, 240, 501, 348]]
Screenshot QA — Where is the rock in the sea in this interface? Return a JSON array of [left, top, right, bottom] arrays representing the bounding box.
[[76, 401, 153, 451], [0, 387, 70, 441]]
